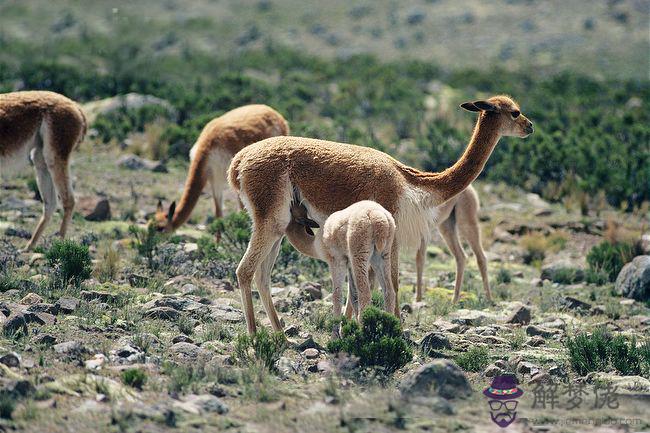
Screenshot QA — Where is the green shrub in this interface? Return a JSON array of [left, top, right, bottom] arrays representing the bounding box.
[[129, 225, 162, 269], [371, 290, 385, 310], [454, 346, 490, 372], [121, 368, 147, 390], [587, 241, 641, 282], [565, 328, 649, 377], [327, 306, 412, 375], [93, 105, 172, 145], [550, 267, 584, 284], [45, 239, 92, 286], [496, 268, 512, 284], [234, 327, 287, 371], [0, 394, 14, 419]]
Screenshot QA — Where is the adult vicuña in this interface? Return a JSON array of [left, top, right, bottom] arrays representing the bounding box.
[[0, 91, 86, 250], [286, 195, 396, 332], [414, 185, 491, 303], [155, 104, 288, 232], [228, 95, 533, 334]]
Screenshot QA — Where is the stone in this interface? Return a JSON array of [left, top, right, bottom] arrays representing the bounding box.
[[84, 198, 112, 222], [506, 304, 531, 325], [526, 325, 559, 338], [117, 154, 167, 173], [399, 360, 472, 400], [85, 354, 107, 370], [0, 352, 21, 368], [27, 303, 59, 315], [170, 342, 207, 361], [484, 364, 503, 378], [450, 309, 492, 326], [3, 313, 29, 335], [209, 305, 243, 323], [419, 332, 452, 355], [284, 325, 300, 337], [516, 361, 540, 375], [32, 333, 57, 346], [525, 335, 545, 347], [31, 312, 56, 325], [81, 290, 118, 303], [294, 336, 323, 351], [276, 356, 300, 377], [29, 253, 45, 265], [302, 348, 319, 359], [144, 307, 180, 321], [56, 297, 80, 314], [301, 282, 322, 301], [171, 335, 194, 344], [0, 378, 35, 398], [540, 260, 584, 282], [529, 372, 552, 384], [174, 394, 228, 415], [615, 255, 650, 301], [54, 341, 87, 356], [561, 296, 591, 311], [530, 278, 543, 287], [20, 293, 43, 305]]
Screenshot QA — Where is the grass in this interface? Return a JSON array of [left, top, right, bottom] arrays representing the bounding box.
[[233, 327, 287, 372], [45, 239, 93, 287], [122, 368, 147, 390], [327, 307, 412, 376], [94, 241, 121, 283], [565, 328, 650, 377], [454, 346, 490, 372], [520, 231, 569, 265]]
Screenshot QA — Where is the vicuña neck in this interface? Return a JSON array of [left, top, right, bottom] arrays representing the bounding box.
[[401, 113, 501, 204], [170, 152, 210, 230]]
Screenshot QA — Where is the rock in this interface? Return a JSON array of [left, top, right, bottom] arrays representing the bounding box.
[[284, 325, 300, 337], [316, 360, 334, 373], [56, 297, 80, 314], [587, 373, 650, 398], [29, 253, 45, 265], [84, 198, 111, 221], [526, 325, 559, 338], [117, 154, 167, 173], [31, 312, 56, 325], [561, 296, 591, 311], [294, 336, 324, 351], [144, 307, 180, 321], [615, 255, 650, 301], [533, 208, 553, 217], [530, 278, 543, 287], [484, 364, 503, 378], [85, 354, 107, 370], [301, 282, 322, 301], [302, 348, 319, 359], [183, 243, 198, 254], [174, 394, 228, 415], [450, 309, 492, 326], [54, 341, 88, 356], [110, 344, 144, 365], [506, 304, 531, 325], [548, 365, 567, 378], [82, 93, 176, 123], [276, 356, 301, 377], [32, 333, 57, 346], [27, 303, 59, 315], [0, 352, 21, 368], [170, 342, 208, 361], [540, 260, 584, 283], [209, 305, 243, 323], [406, 9, 426, 25], [419, 332, 452, 355], [20, 293, 43, 305], [0, 378, 35, 398], [529, 372, 552, 384], [172, 335, 194, 344], [3, 313, 28, 335], [81, 290, 118, 303], [516, 361, 540, 375], [399, 360, 472, 400], [525, 335, 545, 347]]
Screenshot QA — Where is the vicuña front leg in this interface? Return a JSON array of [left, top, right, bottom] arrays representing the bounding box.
[[253, 238, 284, 332], [415, 238, 426, 302]]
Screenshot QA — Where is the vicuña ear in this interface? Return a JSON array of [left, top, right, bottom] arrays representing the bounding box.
[[472, 100, 497, 112], [460, 102, 480, 112], [157, 199, 164, 212], [167, 201, 176, 223]]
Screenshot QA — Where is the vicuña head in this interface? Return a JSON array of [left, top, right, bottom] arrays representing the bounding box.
[[459, 95, 533, 138], [154, 200, 176, 232], [228, 94, 532, 335]]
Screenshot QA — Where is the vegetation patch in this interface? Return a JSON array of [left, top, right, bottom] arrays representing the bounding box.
[[45, 239, 92, 287], [234, 327, 287, 372], [327, 306, 412, 375], [454, 346, 490, 372], [121, 368, 147, 390], [586, 240, 642, 282]]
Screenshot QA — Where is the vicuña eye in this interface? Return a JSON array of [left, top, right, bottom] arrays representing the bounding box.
[[511, 110, 520, 118]]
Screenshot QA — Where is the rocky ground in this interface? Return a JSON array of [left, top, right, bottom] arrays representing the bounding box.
[[0, 145, 649, 432]]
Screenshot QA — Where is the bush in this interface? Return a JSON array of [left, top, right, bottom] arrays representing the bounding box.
[[454, 346, 490, 372], [121, 368, 147, 390], [565, 328, 649, 377], [0, 394, 14, 419], [129, 225, 162, 269], [496, 268, 512, 284], [586, 241, 641, 282], [45, 239, 92, 286], [234, 327, 287, 371], [327, 306, 412, 375]]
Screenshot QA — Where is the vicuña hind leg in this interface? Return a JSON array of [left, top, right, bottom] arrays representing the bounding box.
[[236, 223, 284, 334], [415, 238, 426, 302], [254, 238, 284, 332], [438, 217, 466, 304], [371, 249, 396, 315], [390, 241, 400, 317], [25, 146, 57, 251], [458, 217, 492, 302], [344, 268, 358, 319], [42, 136, 74, 240]]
